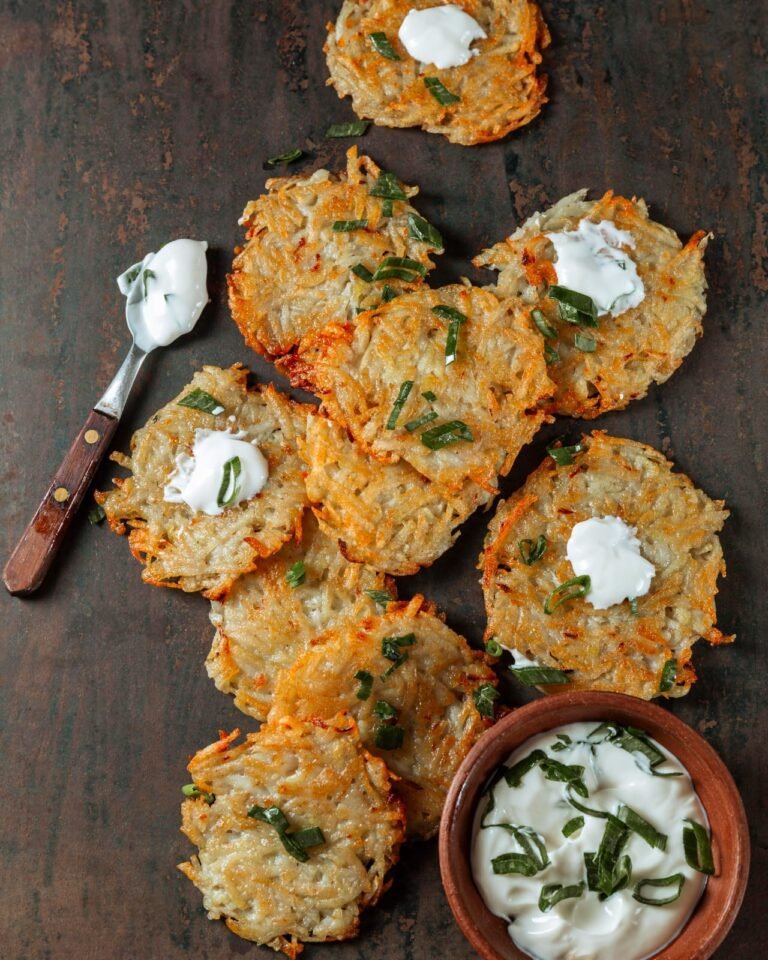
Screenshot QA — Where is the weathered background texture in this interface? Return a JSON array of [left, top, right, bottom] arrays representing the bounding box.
[[1, 2, 766, 957]]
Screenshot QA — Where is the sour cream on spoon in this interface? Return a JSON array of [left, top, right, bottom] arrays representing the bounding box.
[[398, 5, 487, 69]]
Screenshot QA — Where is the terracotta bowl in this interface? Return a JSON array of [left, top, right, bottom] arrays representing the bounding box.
[[439, 691, 749, 960]]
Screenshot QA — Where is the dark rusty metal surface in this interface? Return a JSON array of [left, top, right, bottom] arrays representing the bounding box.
[[0, 2, 765, 958]]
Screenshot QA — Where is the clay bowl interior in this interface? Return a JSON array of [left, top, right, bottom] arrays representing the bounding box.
[[439, 691, 750, 960]]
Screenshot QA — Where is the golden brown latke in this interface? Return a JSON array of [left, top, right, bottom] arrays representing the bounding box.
[[269, 595, 497, 839], [228, 148, 440, 358], [325, 0, 549, 145], [299, 410, 492, 575], [481, 432, 731, 700], [473, 190, 710, 419], [207, 512, 394, 721], [280, 284, 553, 493], [97, 365, 309, 599], [179, 716, 405, 956]]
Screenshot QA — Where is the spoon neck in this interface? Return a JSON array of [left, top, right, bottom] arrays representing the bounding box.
[[94, 341, 149, 419]]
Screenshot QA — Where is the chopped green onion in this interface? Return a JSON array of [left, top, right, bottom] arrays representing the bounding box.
[[491, 853, 539, 876], [659, 658, 677, 692], [351, 263, 374, 282], [629, 597, 640, 616], [543, 576, 591, 614], [216, 456, 242, 509], [372, 700, 398, 720], [683, 820, 715, 875], [504, 750, 547, 788], [381, 198, 394, 217], [368, 32, 401, 60], [539, 759, 587, 790], [326, 121, 369, 138], [372, 256, 427, 282], [548, 285, 598, 325], [88, 504, 106, 525], [485, 637, 503, 657], [333, 219, 368, 232], [364, 589, 393, 608], [474, 683, 500, 719], [594, 820, 631, 897], [178, 388, 225, 415], [545, 343, 560, 364], [633, 874, 686, 906], [611, 726, 669, 770], [618, 805, 667, 850], [124, 265, 141, 284], [375, 724, 404, 749], [248, 803, 289, 831], [386, 380, 414, 429], [547, 443, 584, 466], [291, 826, 326, 850], [420, 419, 474, 450], [566, 784, 624, 826], [532, 308, 558, 339], [424, 76, 460, 104], [181, 783, 214, 804], [247, 804, 324, 862], [381, 633, 416, 678], [381, 284, 398, 303], [407, 214, 444, 249], [539, 881, 586, 912], [354, 669, 374, 700], [369, 171, 408, 201], [574, 332, 597, 352], [509, 665, 570, 685], [422, 390, 437, 402], [562, 816, 584, 838], [285, 561, 305, 588], [141, 268, 156, 299], [404, 410, 438, 432], [484, 824, 549, 871], [518, 535, 547, 565], [264, 148, 304, 169]]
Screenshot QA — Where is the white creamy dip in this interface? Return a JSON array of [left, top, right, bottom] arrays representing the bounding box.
[[472, 722, 709, 960], [546, 220, 644, 317], [164, 429, 268, 516], [567, 516, 655, 609], [398, 5, 486, 69], [117, 239, 208, 352]]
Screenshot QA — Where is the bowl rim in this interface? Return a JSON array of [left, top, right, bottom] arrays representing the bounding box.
[[439, 690, 750, 960]]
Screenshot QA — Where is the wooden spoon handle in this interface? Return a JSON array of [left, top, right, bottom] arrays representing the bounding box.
[[3, 409, 118, 596]]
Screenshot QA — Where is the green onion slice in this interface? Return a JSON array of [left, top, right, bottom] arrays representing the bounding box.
[[420, 419, 474, 450], [285, 561, 305, 588], [629, 597, 640, 616], [381, 198, 394, 217], [216, 456, 242, 509], [594, 820, 631, 897], [424, 76, 460, 104], [178, 388, 225, 414], [326, 121, 369, 138], [351, 263, 374, 282], [566, 784, 624, 826], [518, 535, 547, 565], [381, 284, 398, 302], [532, 308, 558, 339], [683, 820, 715, 875], [264, 148, 304, 169], [548, 285, 598, 324], [539, 881, 586, 912], [181, 783, 214, 804], [421, 390, 437, 402], [562, 816, 584, 838], [633, 873, 686, 906], [574, 332, 597, 352], [369, 171, 408, 201], [291, 826, 326, 850], [618, 804, 667, 850], [372, 256, 427, 282], [547, 443, 584, 466], [386, 380, 414, 429], [504, 749, 547, 788], [408, 213, 444, 249], [551, 733, 573, 752], [659, 658, 677, 692], [545, 343, 560, 364], [375, 724, 404, 749], [372, 700, 398, 720], [247, 804, 324, 862], [404, 410, 438, 432], [474, 683, 500, 719], [381, 632, 416, 678], [368, 32, 401, 60], [485, 637, 503, 657], [364, 589, 392, 608], [491, 852, 540, 876], [88, 504, 106, 525], [544, 576, 591, 614], [333, 219, 368, 232], [509, 665, 570, 686], [539, 759, 587, 793], [354, 669, 374, 700], [483, 824, 549, 871]]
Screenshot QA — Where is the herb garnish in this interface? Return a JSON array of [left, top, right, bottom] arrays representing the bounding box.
[[518, 535, 547, 565], [372, 256, 427, 282], [368, 32, 401, 60], [543, 576, 591, 614], [404, 410, 438, 432], [386, 380, 414, 429], [424, 76, 460, 104], [509, 665, 570, 685], [545, 343, 560, 364], [380, 633, 416, 678], [532, 308, 558, 340], [264, 148, 304, 169], [504, 749, 547, 788], [178, 388, 225, 415], [381, 284, 398, 303], [659, 658, 677, 692], [381, 198, 394, 217], [333, 219, 368, 232], [351, 263, 374, 282], [574, 332, 597, 352], [474, 683, 500, 719], [420, 419, 474, 450], [431, 305, 468, 366], [547, 443, 584, 466], [633, 873, 686, 906], [364, 589, 393, 608], [326, 121, 370, 138], [562, 816, 585, 838], [617, 804, 667, 850], [285, 561, 305, 588], [375, 724, 405, 749], [408, 214, 444, 249], [539, 881, 586, 912], [369, 171, 408, 201], [354, 669, 374, 700], [88, 504, 106, 525], [629, 597, 640, 616], [485, 637, 503, 657], [421, 390, 437, 402], [372, 699, 398, 720], [683, 819, 714, 874], [491, 853, 540, 876], [548, 285, 599, 327], [142, 268, 156, 299], [591, 819, 632, 898], [216, 456, 242, 509], [247, 804, 325, 862], [182, 783, 214, 804]]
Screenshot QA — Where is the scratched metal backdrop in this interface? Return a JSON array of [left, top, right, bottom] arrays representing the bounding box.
[[0, 2, 765, 958]]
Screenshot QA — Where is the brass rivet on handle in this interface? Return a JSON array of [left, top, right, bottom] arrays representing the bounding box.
[[53, 487, 70, 503], [84, 429, 100, 444]]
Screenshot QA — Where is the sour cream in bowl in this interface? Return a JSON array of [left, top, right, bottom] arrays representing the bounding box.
[[439, 692, 749, 960]]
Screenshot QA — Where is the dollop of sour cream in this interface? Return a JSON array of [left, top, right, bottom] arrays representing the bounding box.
[[546, 220, 644, 317], [117, 239, 208, 352], [398, 5, 486, 69], [567, 516, 655, 609], [164, 429, 268, 516], [472, 722, 709, 960]]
